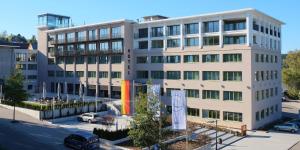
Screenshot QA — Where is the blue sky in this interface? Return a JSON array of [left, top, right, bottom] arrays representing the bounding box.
[[0, 0, 299, 53]]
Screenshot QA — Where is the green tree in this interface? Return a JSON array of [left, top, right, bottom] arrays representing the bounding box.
[[28, 35, 37, 44], [4, 70, 29, 121], [283, 50, 300, 99]]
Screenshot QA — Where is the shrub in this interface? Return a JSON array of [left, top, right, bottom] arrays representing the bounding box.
[[93, 128, 129, 141]]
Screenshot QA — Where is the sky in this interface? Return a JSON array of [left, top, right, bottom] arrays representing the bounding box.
[[0, 0, 299, 53]]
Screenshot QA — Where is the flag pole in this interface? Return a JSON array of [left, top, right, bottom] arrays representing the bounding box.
[[185, 90, 188, 150]]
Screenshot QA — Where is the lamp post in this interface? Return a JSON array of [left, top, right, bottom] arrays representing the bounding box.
[[208, 120, 218, 150]]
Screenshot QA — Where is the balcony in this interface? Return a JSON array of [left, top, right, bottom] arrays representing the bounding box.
[[77, 37, 87, 42], [224, 20, 246, 31], [51, 48, 124, 57], [111, 33, 122, 39], [100, 34, 110, 40], [151, 31, 164, 37], [134, 33, 148, 39]]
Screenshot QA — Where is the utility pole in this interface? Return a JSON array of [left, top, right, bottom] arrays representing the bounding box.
[[215, 120, 218, 150]]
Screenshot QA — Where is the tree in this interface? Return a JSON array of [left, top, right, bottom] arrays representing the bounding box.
[[3, 69, 29, 122], [28, 35, 37, 44], [282, 50, 300, 99]]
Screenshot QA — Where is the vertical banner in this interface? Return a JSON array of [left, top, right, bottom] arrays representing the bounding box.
[[121, 80, 131, 115], [147, 84, 161, 117], [171, 90, 187, 130]]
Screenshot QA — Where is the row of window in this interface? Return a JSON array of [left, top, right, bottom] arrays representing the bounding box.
[[137, 53, 242, 64], [48, 71, 121, 79], [254, 70, 279, 81], [255, 104, 279, 122], [16, 64, 37, 70], [53, 55, 122, 65], [137, 71, 242, 81], [253, 21, 281, 38], [15, 53, 37, 62], [255, 54, 278, 63], [253, 35, 280, 51], [184, 107, 243, 122], [56, 41, 123, 52], [255, 87, 279, 101]]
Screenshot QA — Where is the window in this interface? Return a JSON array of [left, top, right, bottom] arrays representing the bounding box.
[[57, 34, 65, 43], [223, 71, 242, 81], [184, 71, 199, 80], [138, 41, 148, 49], [223, 91, 242, 101], [137, 71, 148, 79], [99, 71, 108, 78], [167, 71, 181, 80], [151, 27, 163, 37], [184, 55, 199, 63], [224, 20, 246, 31], [88, 71, 96, 78], [88, 29, 97, 40], [27, 75, 37, 80], [185, 38, 199, 47], [56, 57, 64, 64], [261, 110, 265, 119], [77, 31, 86, 41], [111, 55, 122, 64], [167, 39, 180, 48], [256, 111, 260, 121], [48, 71, 55, 77], [167, 25, 180, 36], [253, 21, 259, 31], [202, 90, 219, 100], [28, 64, 37, 70], [185, 89, 199, 98], [261, 90, 265, 100], [48, 58, 55, 65], [223, 54, 242, 62], [256, 91, 260, 101], [188, 108, 200, 116], [112, 26, 121, 38], [99, 42, 109, 51], [76, 71, 84, 77], [166, 55, 181, 63], [151, 40, 164, 48], [16, 53, 27, 62], [56, 71, 64, 77], [255, 71, 260, 81], [185, 23, 199, 34], [202, 109, 220, 119], [202, 54, 219, 63], [203, 21, 219, 33], [223, 111, 243, 122], [166, 88, 180, 96], [88, 56, 96, 64], [151, 56, 164, 63], [99, 56, 108, 64], [111, 41, 122, 51], [260, 71, 264, 81], [224, 36, 246, 44], [260, 54, 264, 62], [65, 57, 73, 64], [203, 36, 219, 45], [274, 71, 278, 79], [67, 44, 74, 51], [151, 71, 164, 79], [88, 43, 96, 51], [203, 71, 219, 80], [67, 33, 75, 42], [136, 56, 147, 64], [255, 54, 259, 62], [100, 28, 109, 39], [76, 56, 84, 64], [138, 28, 148, 38], [111, 72, 121, 78], [78, 44, 85, 51], [66, 71, 74, 77]]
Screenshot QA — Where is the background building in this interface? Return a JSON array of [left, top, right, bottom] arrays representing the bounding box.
[[37, 8, 283, 130]]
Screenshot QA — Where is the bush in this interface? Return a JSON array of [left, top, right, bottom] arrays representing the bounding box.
[[93, 128, 129, 141]]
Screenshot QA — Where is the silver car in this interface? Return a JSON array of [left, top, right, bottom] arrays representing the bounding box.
[[274, 123, 299, 133], [78, 113, 101, 123]]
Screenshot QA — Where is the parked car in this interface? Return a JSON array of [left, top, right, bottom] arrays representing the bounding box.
[[77, 113, 101, 123], [289, 119, 300, 128], [64, 131, 99, 150], [274, 123, 299, 133]]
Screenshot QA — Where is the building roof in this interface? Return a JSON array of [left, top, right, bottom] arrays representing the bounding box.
[[0, 41, 29, 49], [38, 13, 70, 19]]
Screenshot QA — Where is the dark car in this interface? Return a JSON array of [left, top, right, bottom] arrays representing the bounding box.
[[64, 131, 99, 150]]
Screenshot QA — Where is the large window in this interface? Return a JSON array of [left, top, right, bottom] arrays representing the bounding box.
[[223, 54, 242, 62], [185, 23, 199, 34], [184, 71, 199, 80], [223, 91, 242, 101], [167, 25, 180, 36], [223, 111, 243, 122], [224, 20, 246, 31], [151, 71, 164, 79], [67, 44, 74, 51], [76, 71, 84, 77], [184, 55, 199, 63], [112, 41, 122, 51], [166, 71, 181, 80], [111, 72, 121, 78], [78, 44, 85, 51], [166, 88, 180, 97], [224, 36, 246, 44], [138, 28, 148, 38], [203, 21, 219, 33], [77, 31, 86, 41], [185, 38, 199, 47], [136, 56, 147, 64], [65, 71, 74, 77], [139, 41, 148, 49], [185, 89, 199, 98], [56, 57, 64, 64], [223, 71, 242, 81], [99, 71, 108, 78], [112, 26, 121, 38], [65, 57, 74, 64], [16, 64, 26, 70], [76, 56, 84, 64], [151, 27, 163, 37], [88, 56, 96, 64], [88, 43, 96, 51], [136, 71, 148, 79], [48, 71, 55, 77], [202, 54, 219, 63], [151, 56, 164, 63], [28, 64, 37, 70], [202, 109, 220, 119], [100, 28, 109, 39], [57, 34, 65, 43], [88, 71, 96, 78], [203, 36, 219, 45], [167, 39, 180, 48], [111, 55, 122, 64], [56, 71, 64, 77], [100, 42, 109, 51], [166, 55, 181, 63], [67, 33, 75, 42], [88, 29, 97, 40], [16, 53, 27, 62], [151, 40, 164, 48], [203, 71, 219, 80], [188, 108, 200, 116], [99, 56, 108, 64], [202, 90, 219, 100]]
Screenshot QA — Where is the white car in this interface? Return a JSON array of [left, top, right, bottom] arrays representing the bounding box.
[[77, 113, 101, 123], [274, 123, 299, 133]]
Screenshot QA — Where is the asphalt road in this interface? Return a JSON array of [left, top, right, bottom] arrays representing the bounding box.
[[0, 106, 71, 150]]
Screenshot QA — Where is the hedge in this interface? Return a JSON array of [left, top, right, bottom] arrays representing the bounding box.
[[93, 128, 129, 141]]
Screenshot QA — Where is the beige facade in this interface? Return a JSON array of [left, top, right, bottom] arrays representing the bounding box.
[[37, 8, 283, 130]]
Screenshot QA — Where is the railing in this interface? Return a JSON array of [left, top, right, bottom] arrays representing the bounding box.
[[51, 48, 124, 57], [111, 33, 122, 38], [100, 34, 110, 39], [134, 33, 148, 39], [151, 31, 164, 37]]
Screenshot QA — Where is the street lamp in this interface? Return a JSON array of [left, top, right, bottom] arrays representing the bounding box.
[[207, 120, 218, 150]]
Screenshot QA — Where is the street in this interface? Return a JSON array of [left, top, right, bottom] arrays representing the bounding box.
[[0, 106, 71, 150]]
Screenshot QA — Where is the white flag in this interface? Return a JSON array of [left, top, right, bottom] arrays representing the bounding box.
[[147, 84, 161, 117], [171, 90, 187, 130]]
